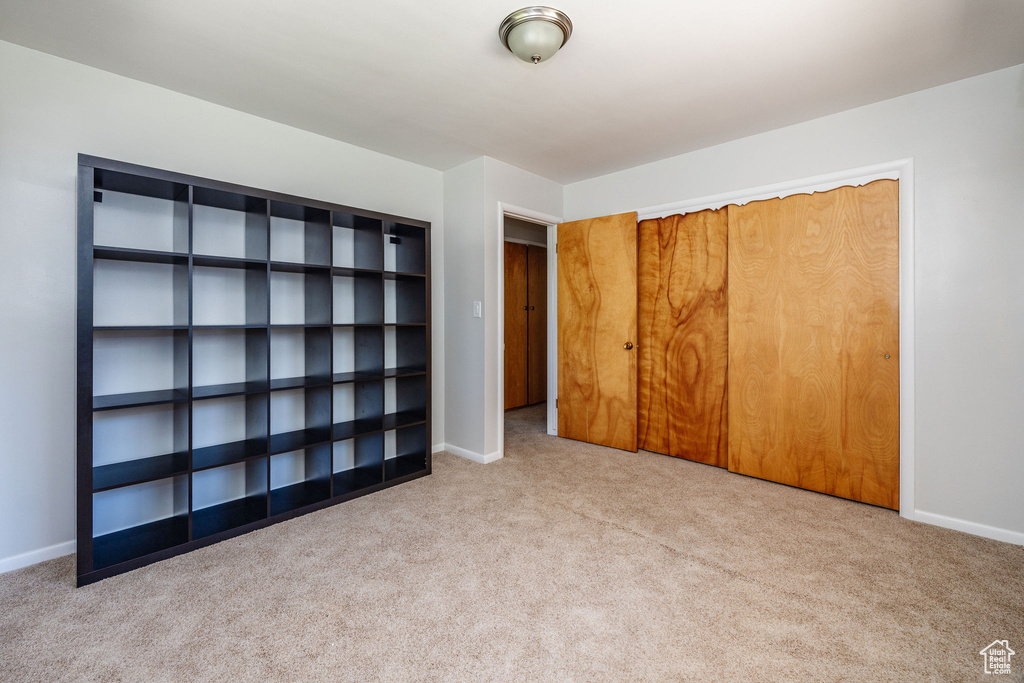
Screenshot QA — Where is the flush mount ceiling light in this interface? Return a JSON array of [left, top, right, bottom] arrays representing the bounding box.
[[498, 6, 573, 64]]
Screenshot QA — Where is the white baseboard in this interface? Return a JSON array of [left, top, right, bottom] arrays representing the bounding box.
[[431, 443, 445, 454], [0, 540, 76, 575], [914, 510, 1024, 546], [437, 443, 502, 464]]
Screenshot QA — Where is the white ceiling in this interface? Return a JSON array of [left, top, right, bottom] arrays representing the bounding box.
[[1, 0, 1022, 183]]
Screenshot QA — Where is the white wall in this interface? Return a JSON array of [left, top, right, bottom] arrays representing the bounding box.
[[482, 158, 562, 457], [0, 41, 445, 570], [564, 64, 1024, 540], [441, 158, 487, 458], [442, 157, 561, 460]]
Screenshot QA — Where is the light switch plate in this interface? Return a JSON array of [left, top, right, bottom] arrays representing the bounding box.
[[472, 301, 482, 318]]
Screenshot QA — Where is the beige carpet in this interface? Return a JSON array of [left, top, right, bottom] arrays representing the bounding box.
[[1, 404, 1022, 682]]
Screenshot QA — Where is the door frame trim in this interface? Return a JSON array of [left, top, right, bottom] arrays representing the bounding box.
[[498, 204, 563, 457], [637, 158, 916, 519]]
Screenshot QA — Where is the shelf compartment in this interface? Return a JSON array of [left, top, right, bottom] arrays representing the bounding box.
[[383, 271, 426, 280], [93, 258, 189, 327], [333, 213, 383, 270], [385, 454, 428, 481], [270, 385, 331, 455], [269, 376, 333, 391], [333, 266, 383, 278], [94, 167, 189, 201], [384, 411, 427, 430], [93, 389, 187, 411], [92, 403, 189, 490], [384, 274, 426, 325], [92, 475, 188, 570], [193, 327, 269, 400], [270, 201, 331, 267], [192, 394, 269, 469], [333, 433, 383, 496], [270, 268, 331, 325], [93, 452, 189, 492], [192, 459, 268, 539], [95, 325, 189, 332], [93, 329, 188, 404], [193, 496, 267, 540], [92, 516, 189, 572], [385, 326, 427, 376], [385, 423, 428, 481], [269, 261, 331, 274], [270, 445, 331, 515], [193, 187, 268, 261], [383, 222, 426, 275], [333, 370, 384, 383], [192, 381, 269, 400], [271, 327, 331, 390], [333, 272, 383, 325], [93, 246, 188, 265], [269, 427, 332, 455], [334, 326, 383, 379], [334, 379, 383, 436], [384, 367, 427, 379], [192, 254, 268, 270], [193, 438, 268, 471], [269, 480, 331, 516], [194, 265, 269, 327], [384, 374, 426, 430], [93, 169, 188, 254], [333, 417, 384, 440]]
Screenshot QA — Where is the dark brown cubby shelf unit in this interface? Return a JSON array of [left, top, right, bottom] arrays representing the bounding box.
[[77, 154, 430, 586]]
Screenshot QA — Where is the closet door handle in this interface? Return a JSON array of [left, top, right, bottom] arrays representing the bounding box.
[[624, 341, 633, 350], [530, 306, 535, 310]]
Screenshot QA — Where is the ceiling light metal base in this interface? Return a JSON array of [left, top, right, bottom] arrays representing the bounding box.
[[499, 6, 573, 63]]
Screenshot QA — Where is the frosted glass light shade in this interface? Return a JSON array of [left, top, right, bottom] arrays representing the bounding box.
[[498, 7, 573, 64], [507, 19, 565, 64]]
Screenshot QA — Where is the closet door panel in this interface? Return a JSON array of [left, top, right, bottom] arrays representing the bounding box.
[[638, 210, 728, 467], [527, 245, 547, 405], [557, 212, 638, 452], [727, 180, 899, 509], [504, 242, 529, 410]]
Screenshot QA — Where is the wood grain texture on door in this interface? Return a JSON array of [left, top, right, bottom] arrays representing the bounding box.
[[504, 241, 529, 410], [557, 212, 638, 452], [638, 210, 728, 467], [727, 180, 900, 509], [527, 245, 548, 405]]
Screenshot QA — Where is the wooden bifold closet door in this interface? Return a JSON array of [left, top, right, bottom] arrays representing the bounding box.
[[504, 242, 547, 410], [557, 212, 638, 451], [558, 181, 898, 509], [527, 245, 547, 405], [638, 209, 729, 467], [727, 180, 900, 509], [504, 242, 529, 409]]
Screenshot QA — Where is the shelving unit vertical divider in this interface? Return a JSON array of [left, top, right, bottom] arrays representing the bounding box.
[[186, 184, 195, 544], [259, 200, 272, 519], [425, 222, 432, 475], [75, 165, 95, 577], [376, 220, 387, 482], [380, 222, 387, 479], [328, 212, 336, 497]]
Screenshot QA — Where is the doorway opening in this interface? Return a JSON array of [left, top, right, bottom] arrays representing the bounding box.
[[502, 215, 550, 439]]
